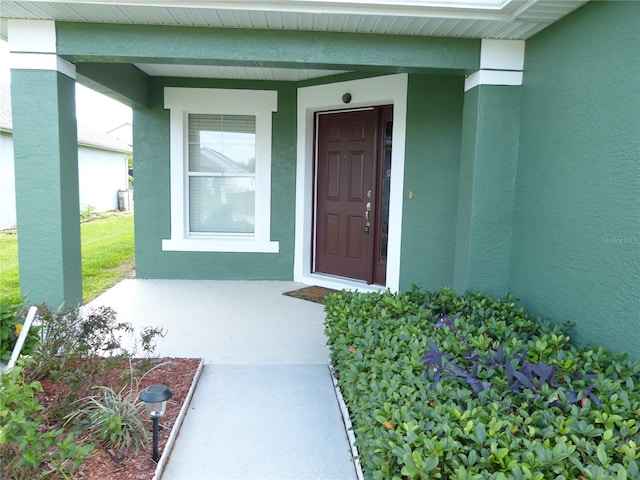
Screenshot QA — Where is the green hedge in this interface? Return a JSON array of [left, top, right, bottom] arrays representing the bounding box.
[[324, 287, 640, 480]]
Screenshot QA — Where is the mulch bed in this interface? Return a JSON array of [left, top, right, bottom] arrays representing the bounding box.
[[34, 357, 201, 480]]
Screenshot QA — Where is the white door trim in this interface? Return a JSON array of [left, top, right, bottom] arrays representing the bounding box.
[[294, 73, 408, 292]]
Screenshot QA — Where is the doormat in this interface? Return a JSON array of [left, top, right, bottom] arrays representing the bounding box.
[[283, 286, 339, 305]]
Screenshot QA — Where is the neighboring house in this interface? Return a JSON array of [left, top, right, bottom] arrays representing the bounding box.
[[0, 1, 638, 359], [0, 83, 130, 229]]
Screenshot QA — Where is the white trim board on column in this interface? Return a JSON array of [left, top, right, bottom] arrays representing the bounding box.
[[464, 69, 523, 91], [480, 39, 525, 71], [465, 38, 525, 91], [8, 19, 57, 53], [9, 53, 76, 78], [8, 19, 76, 78]]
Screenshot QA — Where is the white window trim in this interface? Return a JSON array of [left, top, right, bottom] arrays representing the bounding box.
[[162, 87, 279, 253]]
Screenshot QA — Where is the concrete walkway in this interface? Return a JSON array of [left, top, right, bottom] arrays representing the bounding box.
[[88, 280, 358, 480]]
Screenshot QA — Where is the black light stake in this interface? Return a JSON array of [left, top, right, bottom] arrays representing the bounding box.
[[139, 384, 173, 462]]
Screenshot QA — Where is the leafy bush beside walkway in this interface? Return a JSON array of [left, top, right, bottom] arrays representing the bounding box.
[[324, 287, 640, 480]]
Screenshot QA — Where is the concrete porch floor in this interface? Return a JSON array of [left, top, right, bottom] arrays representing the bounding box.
[[87, 279, 358, 480]]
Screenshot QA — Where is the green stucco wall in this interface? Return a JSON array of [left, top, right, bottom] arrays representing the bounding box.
[[510, 1, 640, 359], [399, 74, 465, 290], [134, 78, 297, 280], [136, 73, 471, 283], [11, 70, 83, 306]]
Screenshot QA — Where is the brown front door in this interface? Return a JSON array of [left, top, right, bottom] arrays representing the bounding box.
[[314, 106, 392, 284]]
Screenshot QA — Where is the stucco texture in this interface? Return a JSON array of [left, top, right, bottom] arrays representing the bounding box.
[[399, 74, 464, 291], [133, 78, 297, 280], [11, 69, 83, 306], [454, 85, 521, 298], [510, 1, 640, 359]]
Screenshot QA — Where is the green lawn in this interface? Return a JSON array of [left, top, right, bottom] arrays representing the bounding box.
[[0, 212, 135, 303], [0, 229, 19, 301]]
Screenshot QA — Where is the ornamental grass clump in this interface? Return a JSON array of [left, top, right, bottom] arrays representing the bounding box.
[[324, 287, 640, 479]]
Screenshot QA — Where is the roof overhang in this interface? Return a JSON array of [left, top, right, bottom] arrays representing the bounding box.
[[1, 1, 588, 82], [0, 1, 589, 41]]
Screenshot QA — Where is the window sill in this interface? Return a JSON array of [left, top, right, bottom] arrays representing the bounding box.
[[162, 238, 280, 253]]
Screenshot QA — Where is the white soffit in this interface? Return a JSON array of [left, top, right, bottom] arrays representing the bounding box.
[[0, 1, 589, 41], [1, 0, 588, 81], [134, 64, 349, 82]]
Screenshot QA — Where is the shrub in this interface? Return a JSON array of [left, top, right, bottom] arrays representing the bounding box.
[[0, 296, 39, 364], [324, 287, 640, 479], [28, 304, 134, 381], [26, 303, 167, 422], [0, 360, 93, 479], [1, 303, 169, 477]]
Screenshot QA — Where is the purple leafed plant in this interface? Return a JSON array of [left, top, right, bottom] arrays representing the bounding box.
[[422, 317, 601, 408], [434, 314, 459, 330], [419, 340, 491, 393]]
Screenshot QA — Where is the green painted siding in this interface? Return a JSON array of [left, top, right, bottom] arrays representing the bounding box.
[[134, 78, 297, 280], [11, 70, 83, 307], [454, 85, 521, 297], [510, 1, 640, 359], [399, 75, 464, 291], [56, 23, 480, 74]]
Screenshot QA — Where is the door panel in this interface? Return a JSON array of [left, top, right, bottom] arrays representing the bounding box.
[[346, 215, 364, 260], [324, 214, 339, 256], [314, 109, 377, 282], [348, 153, 365, 201]]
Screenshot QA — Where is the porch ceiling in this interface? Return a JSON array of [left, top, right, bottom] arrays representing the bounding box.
[[1, 0, 588, 81]]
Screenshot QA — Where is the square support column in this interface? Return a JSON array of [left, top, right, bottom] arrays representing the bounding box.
[[453, 39, 524, 297], [9, 20, 82, 307]]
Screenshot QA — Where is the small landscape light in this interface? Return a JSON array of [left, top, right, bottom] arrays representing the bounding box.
[[139, 384, 173, 462]]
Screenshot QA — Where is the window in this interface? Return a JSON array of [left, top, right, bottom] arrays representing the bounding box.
[[188, 114, 256, 235], [163, 88, 279, 252]]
